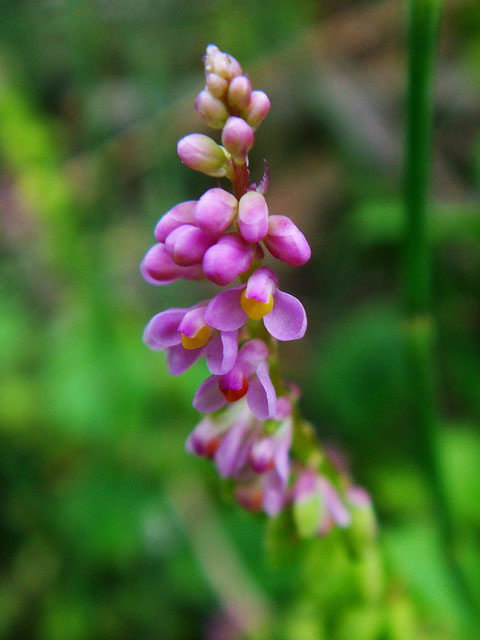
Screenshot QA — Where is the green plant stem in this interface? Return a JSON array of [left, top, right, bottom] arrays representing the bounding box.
[[404, 0, 478, 625]]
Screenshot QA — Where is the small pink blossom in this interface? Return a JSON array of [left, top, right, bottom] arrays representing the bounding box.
[[205, 266, 307, 341]]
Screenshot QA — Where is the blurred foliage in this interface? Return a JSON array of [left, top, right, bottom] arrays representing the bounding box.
[[1, 1, 480, 639]]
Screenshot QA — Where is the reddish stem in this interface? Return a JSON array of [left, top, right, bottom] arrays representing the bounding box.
[[232, 160, 250, 199]]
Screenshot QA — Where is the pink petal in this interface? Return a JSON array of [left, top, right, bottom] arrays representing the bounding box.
[[202, 234, 254, 286], [214, 416, 252, 477], [244, 266, 277, 303], [262, 471, 286, 516], [204, 286, 247, 331], [237, 339, 269, 376], [322, 480, 351, 528], [273, 419, 292, 486], [237, 190, 268, 242], [193, 376, 226, 413], [154, 201, 197, 242], [264, 215, 311, 266], [247, 361, 277, 419], [166, 343, 204, 376], [143, 308, 186, 350], [263, 290, 307, 341], [205, 331, 238, 375]]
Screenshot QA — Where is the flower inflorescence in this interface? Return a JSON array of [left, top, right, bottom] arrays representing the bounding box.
[[142, 45, 374, 538]]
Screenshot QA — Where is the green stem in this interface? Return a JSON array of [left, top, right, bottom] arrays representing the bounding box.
[[404, 0, 478, 625]]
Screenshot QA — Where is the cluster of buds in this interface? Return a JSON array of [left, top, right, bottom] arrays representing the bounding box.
[[142, 45, 374, 539]]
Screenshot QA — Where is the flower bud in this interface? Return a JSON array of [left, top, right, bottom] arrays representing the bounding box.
[[204, 44, 242, 80], [203, 233, 254, 286], [227, 75, 252, 111], [205, 73, 228, 98], [177, 134, 229, 177], [238, 191, 269, 242], [165, 224, 216, 266], [221, 116, 254, 163], [264, 215, 311, 266], [242, 90, 271, 130], [194, 187, 238, 235], [154, 200, 197, 242], [140, 243, 203, 285], [195, 89, 229, 129]]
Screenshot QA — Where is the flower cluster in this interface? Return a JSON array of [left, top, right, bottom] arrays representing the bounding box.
[[142, 45, 373, 539]]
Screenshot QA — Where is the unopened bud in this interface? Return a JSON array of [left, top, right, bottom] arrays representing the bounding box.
[[204, 44, 242, 80], [177, 134, 229, 177], [264, 215, 311, 266], [221, 116, 254, 163], [238, 191, 269, 242], [227, 75, 252, 111], [242, 90, 271, 130], [165, 224, 216, 266], [195, 89, 229, 129], [154, 201, 197, 242], [195, 187, 238, 235], [206, 72, 228, 99], [203, 234, 254, 285], [140, 243, 203, 285]]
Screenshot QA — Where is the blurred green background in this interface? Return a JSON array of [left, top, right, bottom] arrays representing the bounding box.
[[1, 1, 480, 638]]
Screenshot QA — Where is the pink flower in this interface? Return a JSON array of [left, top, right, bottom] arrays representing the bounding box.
[[205, 266, 307, 341], [221, 116, 254, 163], [293, 471, 351, 537], [154, 201, 197, 242], [264, 215, 311, 266], [143, 303, 238, 375], [237, 191, 269, 243], [234, 469, 287, 516], [140, 243, 203, 285], [193, 339, 277, 419], [194, 188, 238, 235], [202, 233, 254, 286]]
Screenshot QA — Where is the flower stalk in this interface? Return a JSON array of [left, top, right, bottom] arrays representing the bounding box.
[[404, 0, 478, 624]]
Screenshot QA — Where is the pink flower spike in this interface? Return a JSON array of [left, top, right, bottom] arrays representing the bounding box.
[[177, 134, 228, 177], [238, 191, 269, 242], [221, 117, 254, 163], [242, 90, 271, 130], [264, 215, 311, 266], [140, 243, 203, 285], [195, 89, 229, 129], [227, 75, 252, 111], [165, 224, 216, 266], [202, 234, 254, 286], [154, 201, 197, 242], [194, 188, 238, 235]]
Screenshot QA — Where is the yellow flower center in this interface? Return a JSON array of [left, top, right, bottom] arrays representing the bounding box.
[[241, 289, 274, 320], [181, 325, 212, 350]]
